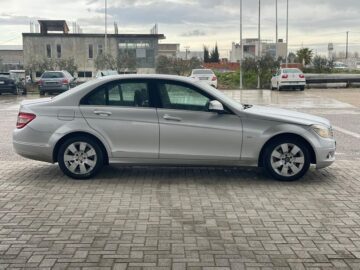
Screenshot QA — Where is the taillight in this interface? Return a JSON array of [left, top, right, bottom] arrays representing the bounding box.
[[282, 74, 288, 79], [38, 79, 43, 86], [299, 74, 305, 78], [16, 112, 36, 129], [61, 79, 69, 84], [212, 76, 217, 81]]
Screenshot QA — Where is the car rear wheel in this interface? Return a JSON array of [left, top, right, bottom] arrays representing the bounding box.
[[58, 136, 104, 179], [263, 138, 310, 181], [300, 86, 305, 91], [39, 91, 45, 96]]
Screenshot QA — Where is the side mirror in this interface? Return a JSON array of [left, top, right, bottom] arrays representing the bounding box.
[[209, 100, 224, 113]]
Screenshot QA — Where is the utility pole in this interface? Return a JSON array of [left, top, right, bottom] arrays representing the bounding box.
[[239, 0, 243, 89], [275, 0, 278, 59], [346, 31, 349, 59], [105, 0, 108, 54], [184, 46, 190, 60], [257, 0, 261, 89], [285, 0, 289, 67]]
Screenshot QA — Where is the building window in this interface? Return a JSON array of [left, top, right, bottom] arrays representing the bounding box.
[[98, 44, 103, 55], [78, 71, 93, 78], [88, 44, 93, 59], [56, 44, 61, 58], [46, 44, 51, 58]]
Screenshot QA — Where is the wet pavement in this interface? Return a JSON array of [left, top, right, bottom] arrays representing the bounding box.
[[1, 89, 360, 269]]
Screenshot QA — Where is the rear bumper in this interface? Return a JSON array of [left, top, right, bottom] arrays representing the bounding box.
[[13, 127, 54, 163], [0, 85, 16, 93], [13, 140, 53, 163], [279, 81, 306, 87], [39, 84, 69, 92]]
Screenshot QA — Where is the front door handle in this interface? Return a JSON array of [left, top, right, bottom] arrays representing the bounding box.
[[93, 110, 112, 116], [163, 114, 182, 122]]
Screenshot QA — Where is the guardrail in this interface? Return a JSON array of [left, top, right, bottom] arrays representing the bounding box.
[[305, 74, 360, 87]]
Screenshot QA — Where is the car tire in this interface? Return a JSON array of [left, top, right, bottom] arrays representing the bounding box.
[[57, 136, 104, 180], [300, 86, 305, 91], [263, 138, 310, 181], [40, 91, 45, 96]]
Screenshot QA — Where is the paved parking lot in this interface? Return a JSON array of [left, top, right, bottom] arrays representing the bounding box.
[[1, 89, 360, 269]]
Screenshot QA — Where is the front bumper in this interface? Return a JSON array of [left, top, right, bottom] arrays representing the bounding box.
[[314, 138, 336, 169]]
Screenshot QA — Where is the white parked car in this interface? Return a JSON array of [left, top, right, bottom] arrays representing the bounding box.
[[333, 62, 348, 70], [271, 68, 306, 91], [95, 70, 119, 78], [190, 69, 218, 88]]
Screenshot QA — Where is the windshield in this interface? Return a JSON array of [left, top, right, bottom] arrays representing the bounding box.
[[283, 69, 302, 74]]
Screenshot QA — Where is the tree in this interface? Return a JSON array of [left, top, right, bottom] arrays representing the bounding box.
[[94, 53, 116, 71], [56, 58, 78, 76], [189, 57, 202, 70], [203, 46, 210, 63], [156, 56, 202, 76], [287, 52, 298, 63], [296, 48, 313, 65], [116, 51, 136, 73], [156, 55, 173, 74], [210, 43, 220, 63], [312, 56, 333, 73]]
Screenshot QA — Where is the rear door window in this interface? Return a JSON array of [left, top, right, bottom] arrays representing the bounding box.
[[81, 80, 150, 107]]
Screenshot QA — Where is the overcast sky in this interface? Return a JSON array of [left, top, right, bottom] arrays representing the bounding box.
[[1, 0, 360, 57]]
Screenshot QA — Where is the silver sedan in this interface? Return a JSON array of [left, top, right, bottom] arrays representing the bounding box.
[[13, 74, 336, 181]]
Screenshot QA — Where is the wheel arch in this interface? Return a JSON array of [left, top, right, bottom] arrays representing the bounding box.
[[52, 131, 109, 165], [258, 133, 316, 167]]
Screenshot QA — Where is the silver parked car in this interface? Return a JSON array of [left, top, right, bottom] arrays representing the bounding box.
[[13, 75, 336, 181], [38, 70, 75, 96]]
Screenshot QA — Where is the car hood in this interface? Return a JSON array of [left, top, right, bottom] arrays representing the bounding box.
[[243, 105, 331, 127]]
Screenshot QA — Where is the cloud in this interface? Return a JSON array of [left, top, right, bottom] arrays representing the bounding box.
[[181, 30, 206, 37]]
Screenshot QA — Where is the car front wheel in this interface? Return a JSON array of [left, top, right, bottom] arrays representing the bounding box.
[[263, 138, 310, 181], [58, 136, 104, 179]]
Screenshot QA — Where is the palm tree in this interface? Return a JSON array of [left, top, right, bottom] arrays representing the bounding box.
[[296, 48, 313, 65]]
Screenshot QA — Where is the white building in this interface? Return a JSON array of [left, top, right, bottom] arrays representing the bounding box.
[[229, 39, 287, 63]]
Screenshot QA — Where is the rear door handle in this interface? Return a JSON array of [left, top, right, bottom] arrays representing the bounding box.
[[163, 114, 182, 122], [93, 110, 112, 116]]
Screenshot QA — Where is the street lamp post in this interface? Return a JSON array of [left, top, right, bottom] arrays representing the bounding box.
[[105, 0, 108, 54], [240, 0, 243, 89], [275, 0, 278, 59], [285, 0, 289, 68], [257, 0, 261, 89]]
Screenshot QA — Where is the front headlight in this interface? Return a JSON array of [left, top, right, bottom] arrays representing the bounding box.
[[312, 125, 333, 138]]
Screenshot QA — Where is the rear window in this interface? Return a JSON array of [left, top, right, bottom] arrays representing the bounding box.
[[42, 72, 64, 79], [192, 70, 214, 75], [283, 69, 301, 74]]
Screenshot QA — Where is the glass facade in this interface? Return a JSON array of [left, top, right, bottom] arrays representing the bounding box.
[[117, 39, 156, 69]]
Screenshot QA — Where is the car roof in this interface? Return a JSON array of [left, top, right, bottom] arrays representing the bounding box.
[[95, 74, 196, 83]]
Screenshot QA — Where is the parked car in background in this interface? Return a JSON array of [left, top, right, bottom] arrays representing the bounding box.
[[95, 70, 119, 78], [190, 69, 218, 88], [271, 68, 306, 91], [0, 72, 18, 95], [13, 74, 335, 181], [333, 62, 348, 70], [38, 71, 75, 96]]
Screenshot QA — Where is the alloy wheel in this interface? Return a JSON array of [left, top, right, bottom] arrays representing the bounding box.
[[63, 141, 97, 175], [270, 143, 305, 177]]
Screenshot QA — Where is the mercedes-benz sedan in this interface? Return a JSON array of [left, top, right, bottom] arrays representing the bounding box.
[[13, 75, 336, 181]]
